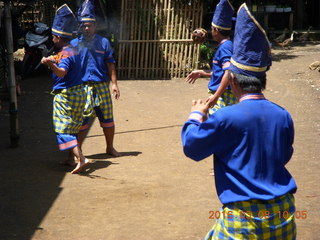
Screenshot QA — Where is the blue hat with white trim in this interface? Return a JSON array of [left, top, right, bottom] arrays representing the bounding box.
[[78, 0, 96, 22], [229, 3, 272, 78], [212, 0, 234, 31], [52, 4, 76, 39]]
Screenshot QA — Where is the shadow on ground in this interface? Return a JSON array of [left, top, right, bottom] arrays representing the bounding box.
[[0, 72, 75, 239], [0, 70, 143, 239], [0, 71, 63, 240]]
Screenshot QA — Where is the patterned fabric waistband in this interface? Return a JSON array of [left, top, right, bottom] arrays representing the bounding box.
[[205, 193, 296, 240]]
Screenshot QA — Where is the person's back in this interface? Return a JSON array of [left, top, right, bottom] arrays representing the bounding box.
[[207, 97, 296, 204]]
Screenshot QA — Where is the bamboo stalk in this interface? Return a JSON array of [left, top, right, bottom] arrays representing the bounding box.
[[145, 0, 152, 78], [156, 0, 162, 79], [151, 0, 158, 79], [135, 0, 142, 79], [187, 5, 194, 73], [183, 4, 191, 76], [167, 0, 175, 78], [193, 3, 199, 71], [163, 0, 170, 78], [195, 2, 203, 70], [175, 3, 183, 78], [170, 1, 177, 78], [118, 0, 125, 79], [139, 0, 147, 78], [123, 0, 128, 79], [180, 3, 187, 78], [128, 1, 135, 79]]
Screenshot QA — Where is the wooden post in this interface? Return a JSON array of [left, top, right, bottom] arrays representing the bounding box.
[[4, 0, 19, 147]]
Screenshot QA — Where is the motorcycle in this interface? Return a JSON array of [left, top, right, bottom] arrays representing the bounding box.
[[21, 22, 53, 79]]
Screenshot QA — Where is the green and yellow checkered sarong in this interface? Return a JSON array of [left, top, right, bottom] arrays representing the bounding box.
[[53, 84, 87, 134], [208, 89, 237, 115], [205, 193, 296, 240], [83, 81, 113, 121]]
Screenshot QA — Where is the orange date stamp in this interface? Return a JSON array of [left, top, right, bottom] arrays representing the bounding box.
[[209, 210, 308, 220]]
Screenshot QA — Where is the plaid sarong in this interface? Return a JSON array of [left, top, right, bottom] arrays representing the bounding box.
[[83, 81, 113, 121], [53, 84, 87, 134], [205, 193, 296, 240], [208, 89, 237, 115]]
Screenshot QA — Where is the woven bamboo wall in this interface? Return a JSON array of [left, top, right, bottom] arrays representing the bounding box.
[[118, 0, 203, 80]]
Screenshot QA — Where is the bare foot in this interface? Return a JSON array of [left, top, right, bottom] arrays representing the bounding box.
[[106, 147, 121, 157], [71, 158, 90, 174]]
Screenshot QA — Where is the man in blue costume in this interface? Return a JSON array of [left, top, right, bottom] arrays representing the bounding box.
[[185, 0, 237, 115], [181, 3, 297, 239], [71, 0, 121, 156], [41, 4, 90, 174]]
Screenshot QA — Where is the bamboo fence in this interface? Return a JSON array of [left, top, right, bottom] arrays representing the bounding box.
[[118, 0, 203, 80]]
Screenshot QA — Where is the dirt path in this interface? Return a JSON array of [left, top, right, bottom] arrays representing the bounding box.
[[0, 43, 319, 240]]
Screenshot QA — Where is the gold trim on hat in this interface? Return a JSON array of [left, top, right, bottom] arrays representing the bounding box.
[[81, 17, 96, 21], [230, 58, 268, 72], [226, 0, 234, 11], [52, 28, 73, 36], [56, 4, 76, 18], [211, 22, 231, 31]]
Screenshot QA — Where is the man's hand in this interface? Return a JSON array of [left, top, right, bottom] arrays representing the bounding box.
[[111, 82, 120, 100], [185, 71, 201, 84], [206, 95, 218, 109], [191, 99, 209, 117], [41, 57, 53, 66]]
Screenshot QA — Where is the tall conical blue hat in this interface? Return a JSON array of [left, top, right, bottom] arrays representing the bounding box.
[[78, 0, 96, 22], [212, 0, 234, 30], [52, 4, 76, 39], [229, 3, 272, 78]]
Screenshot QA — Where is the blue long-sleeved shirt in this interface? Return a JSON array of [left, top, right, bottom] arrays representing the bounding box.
[[52, 46, 82, 91], [70, 34, 115, 83], [181, 95, 297, 204], [208, 39, 233, 91]]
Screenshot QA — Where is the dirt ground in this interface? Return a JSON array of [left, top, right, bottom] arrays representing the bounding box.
[[0, 43, 319, 240]]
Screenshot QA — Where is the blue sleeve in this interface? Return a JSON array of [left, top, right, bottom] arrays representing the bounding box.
[[59, 56, 73, 72], [70, 38, 78, 48], [102, 38, 115, 63], [181, 114, 228, 161], [219, 41, 232, 68], [284, 113, 294, 164]]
